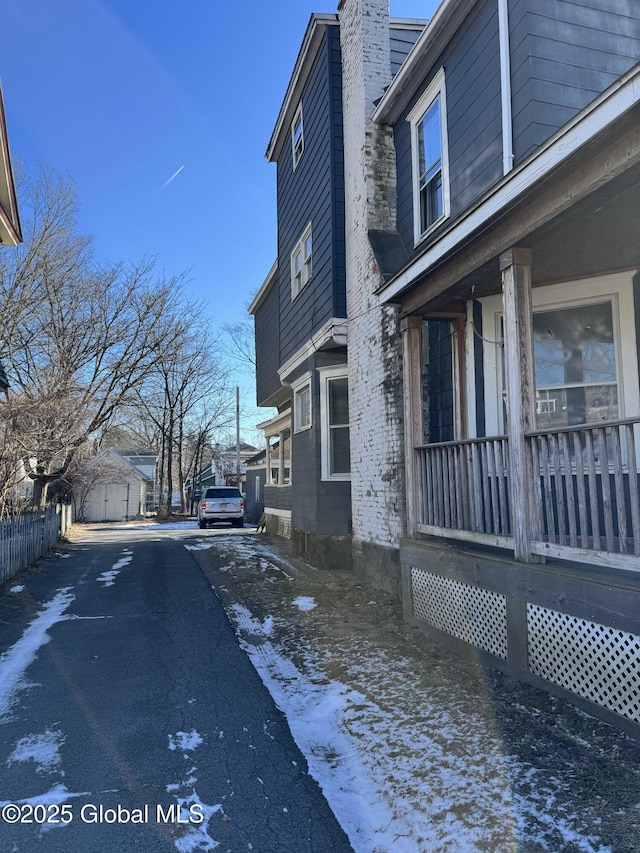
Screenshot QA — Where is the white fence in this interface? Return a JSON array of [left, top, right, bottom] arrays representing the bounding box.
[[0, 505, 73, 584]]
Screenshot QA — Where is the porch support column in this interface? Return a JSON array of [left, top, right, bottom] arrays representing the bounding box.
[[266, 435, 273, 485], [401, 316, 424, 538], [278, 431, 286, 486], [500, 247, 542, 562]]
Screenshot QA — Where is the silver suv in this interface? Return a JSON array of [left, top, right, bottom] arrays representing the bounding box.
[[197, 486, 245, 529]]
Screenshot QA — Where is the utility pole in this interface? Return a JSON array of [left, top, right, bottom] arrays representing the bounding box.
[[236, 386, 241, 490]]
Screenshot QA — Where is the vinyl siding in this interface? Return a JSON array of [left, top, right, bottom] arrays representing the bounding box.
[[290, 351, 351, 536], [254, 280, 281, 407], [426, 320, 454, 443], [276, 26, 346, 366], [510, 0, 640, 162], [390, 25, 424, 77], [394, 0, 502, 254]]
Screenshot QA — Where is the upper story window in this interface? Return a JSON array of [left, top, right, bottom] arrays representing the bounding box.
[[291, 223, 312, 300], [408, 68, 450, 244], [291, 103, 304, 170]]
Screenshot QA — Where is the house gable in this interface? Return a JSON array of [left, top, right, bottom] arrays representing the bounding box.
[[0, 85, 22, 247]]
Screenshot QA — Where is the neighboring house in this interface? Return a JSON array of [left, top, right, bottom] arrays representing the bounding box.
[[250, 11, 424, 565], [80, 449, 152, 522], [244, 441, 291, 527], [186, 442, 259, 506], [0, 362, 8, 396], [0, 83, 22, 397], [215, 442, 259, 488], [255, 0, 640, 737], [115, 448, 157, 512]]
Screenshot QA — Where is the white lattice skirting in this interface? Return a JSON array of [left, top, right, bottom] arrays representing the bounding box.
[[527, 604, 640, 724], [411, 568, 508, 659]]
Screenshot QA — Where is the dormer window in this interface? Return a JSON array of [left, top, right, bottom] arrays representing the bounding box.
[[291, 103, 304, 170], [408, 69, 450, 243]]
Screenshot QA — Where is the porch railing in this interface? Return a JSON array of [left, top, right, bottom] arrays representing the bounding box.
[[416, 416, 640, 570]]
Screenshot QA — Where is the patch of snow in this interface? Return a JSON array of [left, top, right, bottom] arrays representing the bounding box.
[[8, 729, 64, 775], [0, 783, 90, 807], [184, 542, 217, 551], [97, 554, 132, 587], [167, 730, 222, 851], [0, 588, 75, 720], [9, 585, 24, 593], [292, 596, 316, 612], [132, 521, 199, 530], [168, 731, 203, 752], [230, 604, 273, 639]]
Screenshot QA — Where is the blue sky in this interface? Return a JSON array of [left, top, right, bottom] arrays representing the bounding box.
[[2, 0, 438, 434]]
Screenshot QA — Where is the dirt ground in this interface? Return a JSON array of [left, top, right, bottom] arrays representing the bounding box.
[[192, 531, 640, 853]]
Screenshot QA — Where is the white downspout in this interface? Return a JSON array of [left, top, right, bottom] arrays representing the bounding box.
[[498, 0, 514, 174]]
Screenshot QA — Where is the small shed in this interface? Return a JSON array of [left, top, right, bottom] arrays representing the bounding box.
[[81, 449, 152, 522]]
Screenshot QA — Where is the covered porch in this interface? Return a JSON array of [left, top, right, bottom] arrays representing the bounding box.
[[399, 110, 640, 574], [393, 93, 640, 735], [257, 409, 292, 538]]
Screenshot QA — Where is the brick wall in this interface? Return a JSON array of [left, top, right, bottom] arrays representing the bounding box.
[[339, 0, 406, 554]]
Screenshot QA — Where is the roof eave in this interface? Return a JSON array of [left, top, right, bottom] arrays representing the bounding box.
[[265, 14, 339, 164], [0, 83, 22, 246], [373, 0, 476, 127], [248, 259, 278, 315]]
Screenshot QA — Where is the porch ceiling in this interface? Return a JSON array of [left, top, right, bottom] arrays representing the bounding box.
[[401, 105, 640, 317]]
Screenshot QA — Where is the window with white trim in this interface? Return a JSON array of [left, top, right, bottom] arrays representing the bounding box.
[[408, 68, 450, 243], [291, 223, 312, 299], [293, 378, 312, 432], [532, 301, 618, 429], [319, 366, 350, 479], [291, 103, 304, 169], [479, 274, 640, 439]]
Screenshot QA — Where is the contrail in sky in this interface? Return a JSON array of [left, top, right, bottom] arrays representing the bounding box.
[[157, 164, 185, 193]]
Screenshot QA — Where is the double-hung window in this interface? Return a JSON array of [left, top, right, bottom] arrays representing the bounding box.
[[408, 68, 450, 243], [292, 373, 312, 432], [291, 103, 304, 169], [291, 223, 312, 299], [319, 366, 350, 480]]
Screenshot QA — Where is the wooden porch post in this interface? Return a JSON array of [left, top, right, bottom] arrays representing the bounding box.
[[266, 435, 273, 485], [278, 431, 286, 486], [500, 247, 542, 562], [401, 316, 424, 538]]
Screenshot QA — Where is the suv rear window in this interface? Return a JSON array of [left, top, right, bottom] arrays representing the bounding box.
[[204, 488, 242, 499]]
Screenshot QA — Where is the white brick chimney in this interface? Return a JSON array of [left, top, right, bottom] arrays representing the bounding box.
[[339, 0, 406, 588]]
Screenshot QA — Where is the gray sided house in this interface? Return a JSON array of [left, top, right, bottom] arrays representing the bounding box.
[[0, 83, 23, 395], [339, 0, 640, 737], [251, 12, 424, 568]]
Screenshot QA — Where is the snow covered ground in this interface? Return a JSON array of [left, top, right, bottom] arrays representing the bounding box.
[[190, 532, 640, 853]]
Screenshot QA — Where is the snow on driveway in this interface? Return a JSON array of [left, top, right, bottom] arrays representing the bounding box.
[[0, 587, 75, 721]]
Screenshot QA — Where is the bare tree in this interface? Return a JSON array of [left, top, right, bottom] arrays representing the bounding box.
[[0, 165, 187, 507], [134, 319, 233, 517], [222, 316, 256, 371]]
